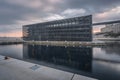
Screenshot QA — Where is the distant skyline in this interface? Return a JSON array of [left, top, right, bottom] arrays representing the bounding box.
[[0, 0, 120, 37]]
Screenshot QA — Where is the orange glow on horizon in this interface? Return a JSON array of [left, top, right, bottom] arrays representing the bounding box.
[[93, 28, 101, 33], [93, 25, 105, 33], [0, 31, 22, 37]]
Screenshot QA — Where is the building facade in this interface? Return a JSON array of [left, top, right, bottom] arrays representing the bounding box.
[[23, 15, 92, 41]]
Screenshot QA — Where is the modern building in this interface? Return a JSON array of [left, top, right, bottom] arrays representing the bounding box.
[[23, 15, 92, 41]]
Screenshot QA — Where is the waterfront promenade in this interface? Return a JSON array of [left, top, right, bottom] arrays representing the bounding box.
[[0, 40, 120, 47], [0, 55, 97, 80]]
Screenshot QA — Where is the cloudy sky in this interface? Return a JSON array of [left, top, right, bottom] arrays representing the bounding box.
[[0, 0, 120, 37]]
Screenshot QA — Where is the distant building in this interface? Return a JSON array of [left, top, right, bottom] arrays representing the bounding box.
[[23, 15, 92, 41], [101, 23, 120, 33], [95, 23, 120, 39]]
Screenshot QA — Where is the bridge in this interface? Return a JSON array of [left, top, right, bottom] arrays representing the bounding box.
[[92, 20, 120, 26]]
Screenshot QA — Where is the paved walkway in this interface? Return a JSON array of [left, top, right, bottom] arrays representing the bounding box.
[[0, 55, 97, 80]]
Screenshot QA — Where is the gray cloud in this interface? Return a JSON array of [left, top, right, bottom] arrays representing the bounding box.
[[0, 0, 120, 36], [0, 1, 36, 25], [0, 25, 21, 33], [1, 0, 120, 25], [63, 0, 120, 12]]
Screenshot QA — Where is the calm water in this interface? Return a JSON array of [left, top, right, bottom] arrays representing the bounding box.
[[0, 44, 120, 80]]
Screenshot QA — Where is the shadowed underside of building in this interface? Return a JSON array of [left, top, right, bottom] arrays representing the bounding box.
[[23, 15, 92, 41]]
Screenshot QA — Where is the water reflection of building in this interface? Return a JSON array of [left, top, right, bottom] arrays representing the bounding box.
[[23, 44, 93, 72]]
